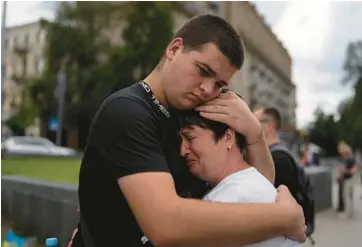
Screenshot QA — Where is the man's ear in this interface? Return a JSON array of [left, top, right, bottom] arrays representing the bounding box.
[[165, 37, 184, 60]]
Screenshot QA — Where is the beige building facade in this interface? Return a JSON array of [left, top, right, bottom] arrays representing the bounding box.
[[2, 21, 46, 135], [174, 1, 297, 126]]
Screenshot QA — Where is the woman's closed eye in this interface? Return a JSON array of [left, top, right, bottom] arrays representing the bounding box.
[[185, 135, 196, 141]]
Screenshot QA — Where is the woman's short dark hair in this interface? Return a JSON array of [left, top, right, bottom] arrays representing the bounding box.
[[174, 110, 246, 152]]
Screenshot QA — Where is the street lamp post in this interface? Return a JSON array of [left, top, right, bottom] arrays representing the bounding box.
[[1, 1, 7, 126], [55, 70, 66, 146]]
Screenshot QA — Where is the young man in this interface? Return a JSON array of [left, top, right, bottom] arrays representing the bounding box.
[[71, 15, 306, 247], [176, 110, 301, 247], [253, 107, 299, 197]]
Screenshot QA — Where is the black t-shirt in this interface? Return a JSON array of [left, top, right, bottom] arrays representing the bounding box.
[[270, 144, 299, 198], [73, 83, 207, 247], [343, 157, 356, 179]]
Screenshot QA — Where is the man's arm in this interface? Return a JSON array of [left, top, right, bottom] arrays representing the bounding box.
[[119, 173, 304, 247], [245, 131, 275, 183], [344, 159, 358, 175]]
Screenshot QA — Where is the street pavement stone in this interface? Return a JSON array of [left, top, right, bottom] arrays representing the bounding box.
[[303, 177, 362, 247]]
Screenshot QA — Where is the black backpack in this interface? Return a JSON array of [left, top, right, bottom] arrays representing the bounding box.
[[270, 144, 316, 245]]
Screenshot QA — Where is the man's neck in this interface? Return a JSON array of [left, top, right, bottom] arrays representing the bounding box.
[[266, 133, 280, 147], [143, 69, 168, 107]]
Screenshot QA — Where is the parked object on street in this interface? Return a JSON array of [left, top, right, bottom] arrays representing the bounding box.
[[45, 238, 58, 247], [2, 228, 37, 247], [1, 136, 78, 157]]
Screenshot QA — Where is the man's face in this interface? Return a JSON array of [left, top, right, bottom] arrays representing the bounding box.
[[253, 109, 274, 136], [179, 125, 229, 183], [162, 39, 238, 109]]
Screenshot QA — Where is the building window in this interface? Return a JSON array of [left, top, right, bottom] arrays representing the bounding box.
[[34, 59, 39, 74], [24, 34, 29, 47], [260, 70, 266, 79], [4, 38, 8, 50], [249, 84, 257, 93], [250, 65, 257, 72], [13, 36, 18, 47], [282, 88, 290, 96], [38, 59, 44, 73], [207, 1, 220, 13], [183, 2, 201, 15], [7, 65, 12, 78], [250, 99, 258, 110], [36, 30, 41, 42]]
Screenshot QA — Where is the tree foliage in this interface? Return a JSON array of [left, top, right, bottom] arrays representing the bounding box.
[[309, 41, 362, 155], [308, 107, 340, 156], [14, 1, 174, 147]]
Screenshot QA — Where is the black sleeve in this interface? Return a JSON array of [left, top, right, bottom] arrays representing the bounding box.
[[89, 97, 169, 179], [345, 158, 356, 169], [272, 151, 299, 196]]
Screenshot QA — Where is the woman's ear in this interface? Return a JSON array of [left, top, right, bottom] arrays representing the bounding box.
[[224, 128, 236, 148]]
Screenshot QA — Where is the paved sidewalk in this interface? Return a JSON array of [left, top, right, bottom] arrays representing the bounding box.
[[304, 178, 362, 247]]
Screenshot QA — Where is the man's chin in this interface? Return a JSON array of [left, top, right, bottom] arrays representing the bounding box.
[[174, 101, 198, 110]]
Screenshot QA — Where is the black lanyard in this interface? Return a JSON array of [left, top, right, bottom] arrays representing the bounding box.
[[139, 81, 170, 118]]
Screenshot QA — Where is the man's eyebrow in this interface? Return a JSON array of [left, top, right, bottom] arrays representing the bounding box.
[[198, 62, 227, 86], [198, 62, 217, 76]]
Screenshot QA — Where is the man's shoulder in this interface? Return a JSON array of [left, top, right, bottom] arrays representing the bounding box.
[[270, 145, 296, 166], [87, 83, 160, 145], [271, 149, 292, 160], [104, 83, 149, 109], [96, 83, 155, 121]]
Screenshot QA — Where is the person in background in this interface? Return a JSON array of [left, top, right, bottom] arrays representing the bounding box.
[[254, 107, 316, 242], [253, 107, 299, 197], [337, 141, 358, 220]]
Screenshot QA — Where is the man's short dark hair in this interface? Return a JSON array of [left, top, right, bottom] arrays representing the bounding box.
[[263, 107, 282, 130], [174, 110, 246, 152], [174, 14, 244, 69]]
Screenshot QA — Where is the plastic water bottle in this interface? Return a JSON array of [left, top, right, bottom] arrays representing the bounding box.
[[45, 237, 58, 247]]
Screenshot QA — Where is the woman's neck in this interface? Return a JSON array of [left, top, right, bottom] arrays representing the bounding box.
[[213, 153, 250, 186]]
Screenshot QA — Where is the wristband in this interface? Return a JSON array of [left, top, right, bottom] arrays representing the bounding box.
[[246, 127, 264, 146]]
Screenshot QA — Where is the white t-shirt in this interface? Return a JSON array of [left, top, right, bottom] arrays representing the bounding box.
[[202, 167, 301, 247]]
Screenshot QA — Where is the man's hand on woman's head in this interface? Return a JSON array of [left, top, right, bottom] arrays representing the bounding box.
[[195, 91, 261, 144]]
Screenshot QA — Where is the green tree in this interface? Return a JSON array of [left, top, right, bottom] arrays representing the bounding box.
[[337, 94, 362, 150], [22, 1, 174, 147], [342, 41, 362, 87], [308, 107, 340, 156], [339, 41, 362, 150]]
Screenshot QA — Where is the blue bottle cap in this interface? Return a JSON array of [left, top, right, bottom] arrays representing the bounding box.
[[46, 237, 58, 246]]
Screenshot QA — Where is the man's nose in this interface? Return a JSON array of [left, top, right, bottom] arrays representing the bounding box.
[[200, 80, 216, 98]]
